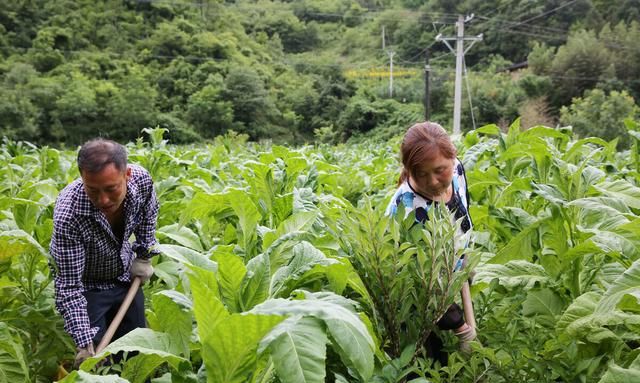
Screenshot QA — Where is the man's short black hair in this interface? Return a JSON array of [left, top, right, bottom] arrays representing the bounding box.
[[77, 139, 128, 174]]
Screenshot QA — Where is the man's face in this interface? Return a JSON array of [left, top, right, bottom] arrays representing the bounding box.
[[81, 163, 130, 217]]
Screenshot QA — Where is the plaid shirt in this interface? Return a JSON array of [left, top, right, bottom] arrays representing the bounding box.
[[50, 164, 159, 347]]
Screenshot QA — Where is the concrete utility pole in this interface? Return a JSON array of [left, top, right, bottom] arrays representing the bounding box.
[[436, 15, 482, 134], [388, 50, 395, 97], [424, 50, 431, 121], [382, 26, 395, 98]]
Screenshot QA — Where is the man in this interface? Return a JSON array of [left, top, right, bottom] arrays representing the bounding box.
[[50, 138, 159, 368]]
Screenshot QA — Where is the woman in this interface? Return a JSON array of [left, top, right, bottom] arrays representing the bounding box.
[[386, 121, 476, 363]]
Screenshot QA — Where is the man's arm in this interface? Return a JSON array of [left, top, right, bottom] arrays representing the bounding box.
[[50, 218, 98, 348]]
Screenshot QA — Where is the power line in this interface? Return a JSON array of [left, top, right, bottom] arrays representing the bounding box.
[[473, 14, 571, 35], [486, 25, 640, 52], [473, 7, 639, 52], [463, 56, 477, 130], [511, 0, 580, 29]]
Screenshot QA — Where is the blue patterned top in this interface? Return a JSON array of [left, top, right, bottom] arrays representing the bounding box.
[[386, 158, 472, 234]]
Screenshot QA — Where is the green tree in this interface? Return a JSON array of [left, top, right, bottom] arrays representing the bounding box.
[[27, 26, 67, 72], [560, 89, 639, 147], [186, 79, 234, 138], [527, 42, 556, 76], [104, 67, 159, 141], [50, 71, 98, 141], [549, 29, 611, 107], [461, 62, 526, 129], [143, 21, 191, 60], [0, 88, 39, 141], [599, 21, 640, 101], [223, 67, 280, 139], [0, 62, 43, 141], [338, 94, 404, 138]]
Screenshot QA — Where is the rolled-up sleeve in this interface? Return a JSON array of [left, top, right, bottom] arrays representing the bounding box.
[[50, 217, 98, 347]]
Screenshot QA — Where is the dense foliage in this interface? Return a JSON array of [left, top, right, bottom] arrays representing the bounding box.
[[2, 123, 640, 382], [1, 0, 639, 145]]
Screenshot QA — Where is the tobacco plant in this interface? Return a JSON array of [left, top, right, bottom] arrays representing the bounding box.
[[333, 198, 478, 375]]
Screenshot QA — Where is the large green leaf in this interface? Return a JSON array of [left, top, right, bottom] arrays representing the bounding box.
[[598, 354, 640, 383], [227, 189, 261, 252], [58, 371, 129, 382], [215, 251, 247, 313], [475, 260, 550, 289], [618, 293, 640, 313], [122, 354, 176, 383], [563, 137, 609, 162], [188, 266, 228, 343], [597, 259, 640, 314], [0, 229, 49, 263], [593, 180, 640, 209], [241, 253, 271, 311], [249, 295, 374, 381], [81, 328, 189, 376], [569, 197, 630, 230], [203, 314, 284, 383], [619, 217, 640, 236], [263, 211, 318, 249], [157, 224, 204, 251], [180, 192, 231, 225], [326, 316, 374, 381], [556, 292, 603, 340], [466, 166, 504, 196], [153, 259, 181, 289], [587, 229, 639, 260], [554, 291, 639, 343], [158, 244, 217, 272], [522, 288, 565, 325], [461, 139, 498, 169], [152, 292, 192, 358], [0, 323, 29, 383], [532, 183, 567, 206], [12, 180, 58, 233], [475, 123, 501, 136], [260, 316, 327, 383], [488, 218, 546, 264], [270, 241, 338, 297], [499, 177, 534, 207], [294, 187, 320, 213], [597, 262, 628, 290]]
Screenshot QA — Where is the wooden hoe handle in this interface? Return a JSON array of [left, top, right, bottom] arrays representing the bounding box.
[[461, 281, 476, 329], [95, 276, 142, 354]]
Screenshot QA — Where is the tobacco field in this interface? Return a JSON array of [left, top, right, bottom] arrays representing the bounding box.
[[1, 122, 640, 383]]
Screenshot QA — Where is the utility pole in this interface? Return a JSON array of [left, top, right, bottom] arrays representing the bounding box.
[[388, 50, 395, 97], [424, 49, 430, 121], [436, 15, 482, 134], [382, 26, 395, 98]]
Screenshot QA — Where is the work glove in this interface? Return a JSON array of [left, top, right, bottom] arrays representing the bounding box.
[[130, 257, 153, 281], [454, 323, 477, 355], [74, 342, 95, 369]]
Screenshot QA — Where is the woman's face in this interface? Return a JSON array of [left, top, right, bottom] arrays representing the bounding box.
[[408, 150, 455, 198]]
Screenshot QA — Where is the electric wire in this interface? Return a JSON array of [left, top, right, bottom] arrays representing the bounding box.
[[463, 56, 477, 130], [511, 0, 581, 29]]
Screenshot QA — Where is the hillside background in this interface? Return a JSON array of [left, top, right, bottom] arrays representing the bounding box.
[[1, 0, 639, 146]]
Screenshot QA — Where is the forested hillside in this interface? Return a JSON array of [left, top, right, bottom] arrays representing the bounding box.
[[1, 0, 639, 145]]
